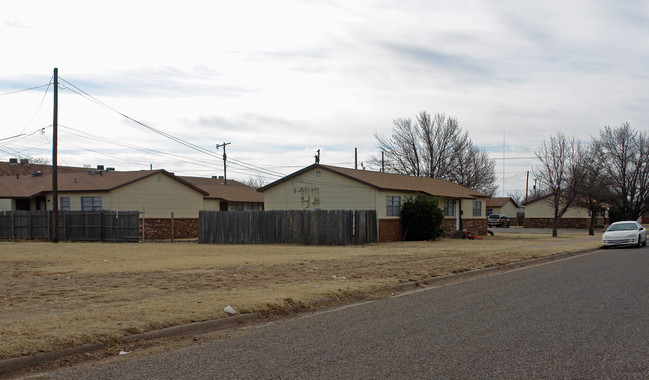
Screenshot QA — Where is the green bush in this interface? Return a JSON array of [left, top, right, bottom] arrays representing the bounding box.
[[400, 194, 444, 241]]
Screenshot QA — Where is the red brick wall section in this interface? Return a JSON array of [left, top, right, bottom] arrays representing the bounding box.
[[441, 219, 457, 237], [379, 219, 403, 242], [139, 218, 198, 240], [462, 219, 488, 236], [523, 218, 590, 229], [442, 218, 487, 237]]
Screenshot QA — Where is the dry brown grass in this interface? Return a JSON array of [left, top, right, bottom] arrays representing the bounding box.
[[0, 232, 602, 359]]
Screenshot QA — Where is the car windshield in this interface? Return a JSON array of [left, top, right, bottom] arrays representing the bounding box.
[[607, 223, 637, 232]]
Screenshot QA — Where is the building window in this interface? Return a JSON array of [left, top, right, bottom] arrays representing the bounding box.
[[81, 196, 102, 211], [60, 197, 70, 211], [486, 208, 494, 216], [231, 202, 244, 211], [443, 200, 455, 217], [246, 202, 261, 211], [472, 200, 482, 217], [386, 196, 401, 217]]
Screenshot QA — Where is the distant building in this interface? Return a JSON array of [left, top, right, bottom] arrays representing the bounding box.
[[486, 197, 521, 226], [523, 195, 608, 229]]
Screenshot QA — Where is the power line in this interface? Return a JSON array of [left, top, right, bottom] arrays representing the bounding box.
[[0, 83, 51, 97], [58, 77, 286, 179]]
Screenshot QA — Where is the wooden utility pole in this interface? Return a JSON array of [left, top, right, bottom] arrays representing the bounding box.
[[52, 68, 59, 243], [216, 142, 231, 185], [525, 170, 529, 203]]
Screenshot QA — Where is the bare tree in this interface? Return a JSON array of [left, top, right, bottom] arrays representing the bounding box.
[[533, 133, 587, 237], [372, 111, 497, 195], [241, 176, 268, 188], [592, 122, 649, 221], [508, 192, 523, 206], [574, 146, 610, 235]]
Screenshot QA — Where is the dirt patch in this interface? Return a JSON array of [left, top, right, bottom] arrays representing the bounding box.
[[0, 233, 602, 361]]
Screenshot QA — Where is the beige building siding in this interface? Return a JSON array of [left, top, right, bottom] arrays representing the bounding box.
[[203, 199, 222, 211], [487, 201, 518, 219], [460, 198, 487, 219], [264, 167, 379, 212], [46, 192, 112, 211], [0, 198, 11, 211], [109, 174, 203, 218], [525, 198, 588, 219]]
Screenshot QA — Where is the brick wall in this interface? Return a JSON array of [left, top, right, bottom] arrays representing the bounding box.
[[379, 219, 403, 242], [523, 217, 588, 229], [140, 218, 198, 240], [442, 218, 488, 236], [463, 219, 488, 236], [441, 219, 457, 237]]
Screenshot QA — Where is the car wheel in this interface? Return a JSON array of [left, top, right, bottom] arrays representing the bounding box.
[[637, 235, 642, 248], [602, 245, 609, 249], [643, 237, 647, 247]]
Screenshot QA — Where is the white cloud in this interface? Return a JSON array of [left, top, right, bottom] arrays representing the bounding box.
[[1, 0, 648, 195]]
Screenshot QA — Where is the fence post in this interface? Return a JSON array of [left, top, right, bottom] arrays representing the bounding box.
[[140, 206, 144, 242], [171, 212, 174, 242]]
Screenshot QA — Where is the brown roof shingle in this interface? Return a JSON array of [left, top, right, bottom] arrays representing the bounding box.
[[259, 164, 487, 199], [179, 177, 263, 203], [0, 169, 208, 198]]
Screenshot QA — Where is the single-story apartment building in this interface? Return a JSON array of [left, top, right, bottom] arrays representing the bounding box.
[[258, 164, 489, 242], [523, 195, 608, 229], [486, 197, 521, 226], [0, 160, 265, 239], [179, 176, 264, 211]]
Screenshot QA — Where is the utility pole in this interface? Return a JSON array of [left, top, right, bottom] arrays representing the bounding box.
[[216, 142, 231, 185], [314, 149, 320, 164], [52, 68, 59, 243], [525, 171, 529, 203], [381, 151, 385, 172], [355, 148, 357, 169]]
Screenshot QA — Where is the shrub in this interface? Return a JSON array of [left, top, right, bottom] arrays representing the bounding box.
[[400, 194, 444, 241]]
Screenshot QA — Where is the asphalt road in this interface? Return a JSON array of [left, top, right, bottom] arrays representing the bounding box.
[[34, 246, 649, 379]]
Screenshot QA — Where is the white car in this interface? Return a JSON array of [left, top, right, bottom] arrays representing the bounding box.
[[602, 221, 647, 248]]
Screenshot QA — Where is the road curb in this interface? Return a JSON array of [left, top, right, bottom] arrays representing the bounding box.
[[0, 247, 599, 375]]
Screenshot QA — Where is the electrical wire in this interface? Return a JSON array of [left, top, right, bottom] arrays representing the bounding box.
[[0, 83, 51, 97], [58, 77, 287, 179]]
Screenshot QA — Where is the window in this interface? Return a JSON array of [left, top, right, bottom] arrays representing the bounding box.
[[443, 200, 455, 216], [231, 202, 244, 211], [486, 208, 494, 216], [60, 197, 70, 211], [386, 196, 401, 217], [472, 200, 482, 217], [246, 202, 261, 211], [81, 196, 102, 211]]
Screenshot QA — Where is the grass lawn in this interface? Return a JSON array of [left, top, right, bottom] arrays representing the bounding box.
[[0, 232, 602, 360]]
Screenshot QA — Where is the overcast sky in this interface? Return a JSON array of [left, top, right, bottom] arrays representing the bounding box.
[[1, 0, 648, 197]]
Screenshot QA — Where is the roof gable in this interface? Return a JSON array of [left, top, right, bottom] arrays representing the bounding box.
[[259, 164, 487, 199], [0, 169, 208, 198]]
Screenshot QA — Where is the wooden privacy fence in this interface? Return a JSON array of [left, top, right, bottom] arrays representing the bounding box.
[[199, 210, 378, 245], [0, 210, 140, 242]]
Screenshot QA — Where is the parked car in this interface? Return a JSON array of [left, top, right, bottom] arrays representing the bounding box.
[[487, 214, 510, 227], [602, 221, 647, 248]]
